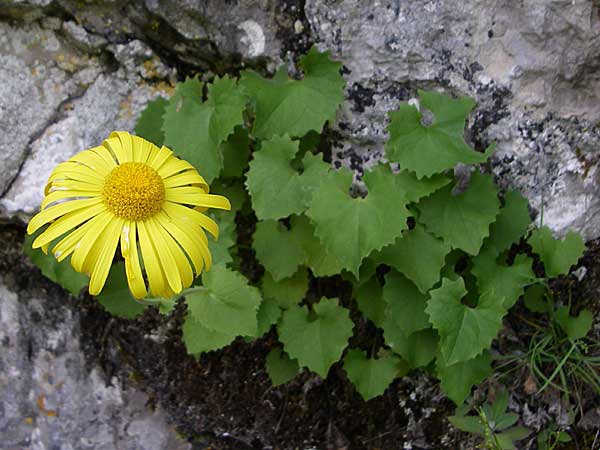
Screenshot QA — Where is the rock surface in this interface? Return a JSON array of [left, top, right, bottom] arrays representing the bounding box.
[[0, 230, 190, 450]]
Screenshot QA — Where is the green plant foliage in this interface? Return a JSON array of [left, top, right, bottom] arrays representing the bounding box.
[[24, 234, 89, 297], [382, 271, 430, 335], [135, 96, 168, 146], [208, 213, 237, 266], [278, 297, 354, 377], [384, 327, 438, 369], [97, 263, 147, 318], [266, 348, 300, 386], [261, 267, 309, 310], [163, 76, 247, 183], [450, 391, 530, 450], [555, 306, 593, 341], [393, 171, 452, 203], [343, 349, 404, 400], [472, 253, 536, 309], [245, 134, 329, 220], [436, 352, 492, 405], [355, 276, 386, 327], [35, 44, 593, 409], [374, 225, 451, 293], [256, 298, 282, 336], [182, 265, 261, 355], [485, 190, 531, 256], [289, 214, 344, 277], [307, 165, 410, 276], [240, 46, 345, 139], [419, 172, 500, 255], [528, 226, 585, 278], [385, 90, 495, 178], [523, 284, 550, 313], [427, 278, 505, 365], [221, 126, 250, 178], [253, 220, 306, 281]]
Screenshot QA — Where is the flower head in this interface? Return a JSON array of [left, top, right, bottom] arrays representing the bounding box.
[[27, 131, 231, 299]]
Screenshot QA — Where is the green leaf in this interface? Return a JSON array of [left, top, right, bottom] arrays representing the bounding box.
[[163, 76, 246, 183], [245, 135, 329, 220], [355, 276, 386, 327], [185, 265, 261, 337], [528, 226, 585, 278], [241, 46, 345, 139], [436, 352, 492, 405], [266, 348, 300, 386], [24, 233, 89, 297], [253, 220, 306, 281], [419, 172, 500, 255], [472, 254, 536, 309], [182, 315, 236, 355], [523, 284, 550, 313], [385, 90, 495, 178], [208, 212, 236, 266], [307, 165, 410, 276], [555, 306, 593, 340], [486, 190, 531, 256], [290, 214, 344, 277], [374, 225, 450, 293], [278, 297, 354, 377], [448, 415, 485, 434], [256, 298, 282, 336], [394, 171, 452, 203], [383, 326, 438, 369], [426, 278, 506, 365], [262, 267, 309, 310], [135, 96, 168, 146], [221, 125, 250, 178], [496, 427, 531, 449], [97, 262, 147, 318], [382, 271, 430, 335], [343, 349, 402, 401]]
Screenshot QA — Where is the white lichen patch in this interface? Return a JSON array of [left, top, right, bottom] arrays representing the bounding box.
[[238, 20, 265, 57]]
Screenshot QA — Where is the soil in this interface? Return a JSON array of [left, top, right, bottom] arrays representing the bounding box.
[[2, 223, 600, 450]]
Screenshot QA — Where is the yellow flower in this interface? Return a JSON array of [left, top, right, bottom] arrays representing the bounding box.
[[27, 131, 231, 299]]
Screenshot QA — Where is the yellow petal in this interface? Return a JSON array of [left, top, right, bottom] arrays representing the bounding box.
[[163, 172, 209, 189], [103, 136, 129, 164], [44, 177, 101, 196], [157, 158, 197, 178], [90, 145, 118, 169], [69, 148, 114, 175], [28, 198, 103, 236], [33, 203, 106, 250], [51, 222, 92, 262], [110, 131, 134, 163], [137, 220, 166, 297], [70, 210, 113, 272], [165, 189, 231, 210], [120, 221, 147, 299], [162, 201, 219, 238], [146, 218, 183, 293], [41, 189, 101, 210], [88, 217, 124, 295], [156, 211, 204, 275], [132, 136, 156, 164], [152, 215, 193, 288], [148, 145, 173, 171], [48, 163, 106, 184]]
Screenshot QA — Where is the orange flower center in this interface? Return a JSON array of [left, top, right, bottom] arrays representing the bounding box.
[[102, 162, 165, 221]]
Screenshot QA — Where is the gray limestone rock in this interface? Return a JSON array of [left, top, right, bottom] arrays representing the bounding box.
[[0, 18, 174, 218], [0, 273, 190, 450], [0, 21, 92, 197]]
